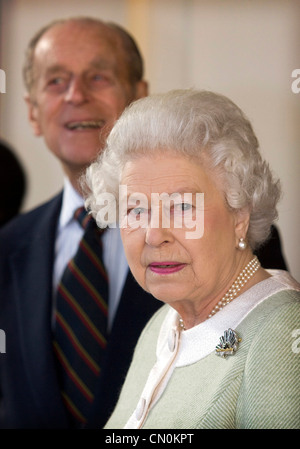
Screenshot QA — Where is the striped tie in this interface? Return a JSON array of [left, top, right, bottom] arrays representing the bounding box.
[[53, 207, 108, 426]]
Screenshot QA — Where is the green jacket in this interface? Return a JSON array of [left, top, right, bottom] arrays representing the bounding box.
[[105, 271, 300, 429]]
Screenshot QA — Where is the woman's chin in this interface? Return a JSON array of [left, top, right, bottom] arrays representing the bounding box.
[[147, 286, 186, 305]]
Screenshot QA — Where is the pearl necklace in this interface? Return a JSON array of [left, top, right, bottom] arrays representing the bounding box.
[[179, 255, 261, 329], [208, 255, 260, 318]]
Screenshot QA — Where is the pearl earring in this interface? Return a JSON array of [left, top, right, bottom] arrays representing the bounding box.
[[238, 237, 247, 250]]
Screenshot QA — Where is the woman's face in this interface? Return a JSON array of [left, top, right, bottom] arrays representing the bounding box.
[[120, 153, 245, 313]]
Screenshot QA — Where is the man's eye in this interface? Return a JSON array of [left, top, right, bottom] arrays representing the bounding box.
[[93, 74, 105, 81], [48, 77, 65, 85], [90, 73, 111, 85], [45, 77, 69, 92]]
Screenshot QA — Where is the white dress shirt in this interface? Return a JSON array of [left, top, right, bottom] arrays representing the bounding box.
[[53, 178, 129, 329]]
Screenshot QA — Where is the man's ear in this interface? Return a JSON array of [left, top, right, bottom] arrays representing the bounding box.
[[234, 208, 250, 247], [135, 80, 149, 100], [24, 93, 42, 136]]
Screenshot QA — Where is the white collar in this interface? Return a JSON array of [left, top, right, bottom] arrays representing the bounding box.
[[59, 177, 84, 230], [158, 270, 300, 368]]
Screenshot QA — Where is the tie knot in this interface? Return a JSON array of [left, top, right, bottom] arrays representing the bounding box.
[[74, 206, 92, 230]]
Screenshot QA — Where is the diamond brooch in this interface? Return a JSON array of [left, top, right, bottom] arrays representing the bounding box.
[[215, 328, 242, 358]]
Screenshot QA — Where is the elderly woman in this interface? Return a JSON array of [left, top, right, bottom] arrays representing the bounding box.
[[84, 89, 300, 429]]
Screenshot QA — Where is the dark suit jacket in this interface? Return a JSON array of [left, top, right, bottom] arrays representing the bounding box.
[[0, 193, 287, 429], [0, 193, 162, 429]]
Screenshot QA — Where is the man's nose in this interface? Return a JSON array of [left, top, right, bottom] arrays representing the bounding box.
[[64, 77, 88, 104]]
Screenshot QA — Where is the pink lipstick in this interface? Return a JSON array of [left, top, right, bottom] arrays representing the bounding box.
[[148, 262, 186, 275]]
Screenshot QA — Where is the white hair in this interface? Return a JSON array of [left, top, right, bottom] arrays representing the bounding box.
[[83, 89, 281, 249]]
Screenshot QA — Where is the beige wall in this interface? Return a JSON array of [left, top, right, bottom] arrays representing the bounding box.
[[0, 0, 299, 281]]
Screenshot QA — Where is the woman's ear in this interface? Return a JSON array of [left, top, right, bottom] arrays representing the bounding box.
[[234, 208, 250, 248], [24, 93, 42, 136]]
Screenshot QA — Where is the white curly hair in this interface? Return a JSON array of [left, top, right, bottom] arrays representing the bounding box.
[[83, 89, 281, 250]]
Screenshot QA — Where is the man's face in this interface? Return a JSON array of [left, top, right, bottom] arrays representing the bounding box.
[[26, 21, 147, 184]]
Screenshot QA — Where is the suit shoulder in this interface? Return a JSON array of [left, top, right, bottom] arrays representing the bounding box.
[[0, 193, 62, 248]]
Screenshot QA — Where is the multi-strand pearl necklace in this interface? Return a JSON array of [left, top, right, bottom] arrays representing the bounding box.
[[179, 255, 261, 330], [207, 255, 260, 318]]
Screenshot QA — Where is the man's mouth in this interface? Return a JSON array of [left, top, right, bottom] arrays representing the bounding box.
[[65, 120, 104, 131]]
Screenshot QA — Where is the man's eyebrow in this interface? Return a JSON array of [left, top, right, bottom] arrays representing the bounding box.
[[90, 59, 113, 69], [43, 60, 115, 76], [43, 65, 70, 76], [89, 59, 117, 73]]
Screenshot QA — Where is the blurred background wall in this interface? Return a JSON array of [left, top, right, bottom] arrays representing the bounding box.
[[0, 0, 299, 281]]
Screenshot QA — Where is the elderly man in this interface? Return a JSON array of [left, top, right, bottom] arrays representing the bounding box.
[[0, 17, 160, 429]]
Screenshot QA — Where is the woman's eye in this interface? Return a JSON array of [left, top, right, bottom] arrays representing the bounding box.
[[182, 203, 192, 211], [128, 207, 147, 216], [174, 203, 193, 212]]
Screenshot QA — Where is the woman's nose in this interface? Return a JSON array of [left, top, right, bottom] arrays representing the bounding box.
[[145, 211, 174, 247]]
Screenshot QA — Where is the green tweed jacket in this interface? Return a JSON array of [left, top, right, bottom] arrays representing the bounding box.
[[105, 271, 300, 429]]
